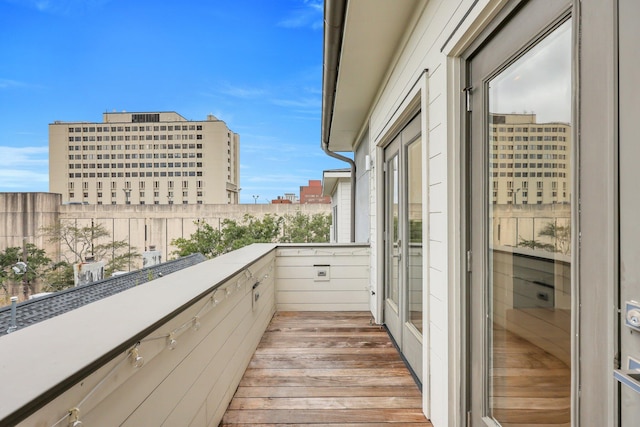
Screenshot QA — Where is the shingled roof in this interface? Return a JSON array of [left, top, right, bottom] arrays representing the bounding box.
[[0, 253, 207, 336]]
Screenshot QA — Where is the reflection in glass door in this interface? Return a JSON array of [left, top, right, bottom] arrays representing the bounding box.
[[469, 6, 572, 426]]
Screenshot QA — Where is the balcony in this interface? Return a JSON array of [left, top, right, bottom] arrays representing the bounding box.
[[0, 243, 429, 426]]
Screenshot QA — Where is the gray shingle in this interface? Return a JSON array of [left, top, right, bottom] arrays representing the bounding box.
[[0, 253, 207, 336]]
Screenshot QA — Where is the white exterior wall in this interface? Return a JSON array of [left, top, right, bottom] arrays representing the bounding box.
[[275, 244, 369, 311], [362, 1, 497, 425], [354, 134, 371, 243], [334, 180, 351, 243]]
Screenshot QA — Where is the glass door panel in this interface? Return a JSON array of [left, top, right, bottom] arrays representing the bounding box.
[[486, 19, 572, 426], [385, 141, 402, 342], [407, 138, 423, 332], [468, 4, 573, 425], [387, 154, 400, 309]]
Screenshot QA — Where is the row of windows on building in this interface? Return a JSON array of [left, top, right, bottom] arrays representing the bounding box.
[[492, 172, 568, 178], [69, 134, 204, 142], [492, 194, 567, 204], [69, 191, 204, 198], [494, 191, 566, 197], [69, 152, 202, 160], [69, 162, 204, 169], [492, 144, 568, 151], [68, 125, 203, 132], [69, 180, 205, 190], [491, 181, 568, 204], [491, 126, 568, 133], [69, 144, 204, 151], [68, 171, 202, 178], [491, 163, 568, 169], [72, 199, 205, 205], [492, 136, 568, 142], [494, 181, 567, 189], [492, 153, 567, 159]]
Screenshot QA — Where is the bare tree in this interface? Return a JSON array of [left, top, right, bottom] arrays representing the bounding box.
[[41, 221, 140, 276]]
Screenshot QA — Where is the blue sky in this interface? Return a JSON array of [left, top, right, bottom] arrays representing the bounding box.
[[0, 0, 347, 203]]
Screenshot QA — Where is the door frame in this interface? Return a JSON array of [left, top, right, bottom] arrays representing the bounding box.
[[382, 112, 424, 382], [460, 1, 578, 425]]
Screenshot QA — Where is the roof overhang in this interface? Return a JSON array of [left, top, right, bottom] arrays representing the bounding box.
[[322, 169, 351, 196], [322, 0, 422, 152]]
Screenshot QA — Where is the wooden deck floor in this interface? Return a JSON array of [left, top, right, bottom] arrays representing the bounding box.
[[221, 311, 431, 426]]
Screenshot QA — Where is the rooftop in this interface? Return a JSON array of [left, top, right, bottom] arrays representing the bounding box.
[[0, 253, 207, 336]]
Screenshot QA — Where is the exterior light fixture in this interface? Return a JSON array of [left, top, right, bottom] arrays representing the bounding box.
[[68, 407, 83, 426], [167, 333, 177, 350], [129, 346, 144, 368]]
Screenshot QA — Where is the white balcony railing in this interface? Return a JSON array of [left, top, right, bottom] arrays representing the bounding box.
[[0, 243, 369, 427]]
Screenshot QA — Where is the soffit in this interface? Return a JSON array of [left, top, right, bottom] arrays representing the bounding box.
[[328, 0, 420, 152], [322, 170, 350, 196]]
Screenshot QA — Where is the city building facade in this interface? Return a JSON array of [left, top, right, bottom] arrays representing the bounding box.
[[299, 179, 331, 204], [49, 112, 240, 205]]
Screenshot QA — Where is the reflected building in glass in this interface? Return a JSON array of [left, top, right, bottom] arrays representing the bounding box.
[[485, 19, 573, 425], [490, 113, 571, 206]]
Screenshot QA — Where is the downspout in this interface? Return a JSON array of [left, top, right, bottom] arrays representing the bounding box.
[[322, 0, 355, 243]]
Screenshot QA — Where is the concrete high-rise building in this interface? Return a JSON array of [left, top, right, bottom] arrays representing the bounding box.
[[490, 113, 571, 205], [49, 112, 240, 205]]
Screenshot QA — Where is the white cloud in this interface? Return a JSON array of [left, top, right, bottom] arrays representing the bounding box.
[[4, 0, 112, 15], [0, 78, 27, 89], [244, 173, 309, 184], [278, 0, 323, 30], [0, 146, 49, 191], [219, 83, 268, 99], [271, 97, 319, 109], [489, 21, 572, 124]]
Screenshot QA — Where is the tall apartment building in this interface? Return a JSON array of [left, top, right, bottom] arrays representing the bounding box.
[[490, 113, 571, 205], [49, 112, 240, 205]]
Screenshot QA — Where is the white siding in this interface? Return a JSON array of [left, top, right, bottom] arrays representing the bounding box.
[[361, 1, 486, 425], [9, 245, 277, 427], [275, 245, 370, 311], [354, 133, 371, 243], [336, 180, 352, 243]]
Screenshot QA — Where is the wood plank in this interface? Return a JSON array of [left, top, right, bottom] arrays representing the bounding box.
[[234, 386, 422, 398], [248, 356, 405, 370], [238, 375, 418, 388], [242, 367, 412, 377], [228, 396, 423, 410], [222, 409, 430, 424], [253, 347, 399, 355], [221, 311, 431, 426], [235, 424, 431, 427]]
